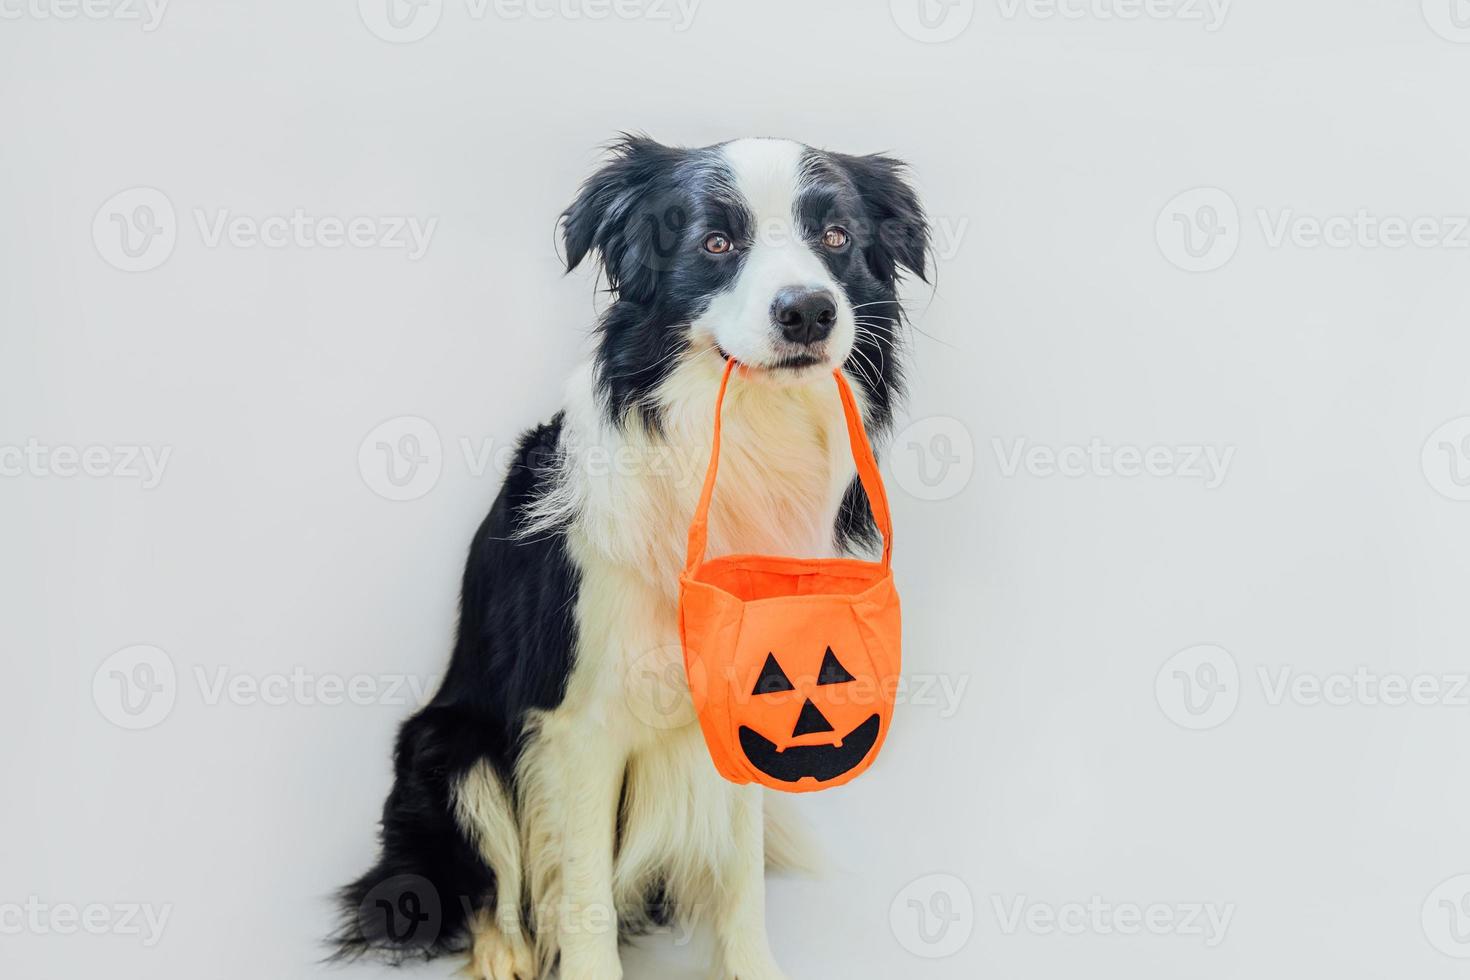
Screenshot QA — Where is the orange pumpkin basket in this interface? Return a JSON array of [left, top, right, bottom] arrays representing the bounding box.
[[678, 359, 902, 792]]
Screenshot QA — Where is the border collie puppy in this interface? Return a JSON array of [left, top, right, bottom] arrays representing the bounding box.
[[334, 135, 929, 979]]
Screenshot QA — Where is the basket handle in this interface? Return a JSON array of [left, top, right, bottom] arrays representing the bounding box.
[[684, 358, 894, 573]]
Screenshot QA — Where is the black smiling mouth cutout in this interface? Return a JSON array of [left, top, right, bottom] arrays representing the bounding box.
[[738, 714, 881, 783]]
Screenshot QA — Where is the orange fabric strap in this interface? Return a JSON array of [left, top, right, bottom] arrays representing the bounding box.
[[684, 359, 895, 572]]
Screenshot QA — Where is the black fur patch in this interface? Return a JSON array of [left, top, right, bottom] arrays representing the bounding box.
[[332, 417, 578, 962], [563, 136, 751, 431]]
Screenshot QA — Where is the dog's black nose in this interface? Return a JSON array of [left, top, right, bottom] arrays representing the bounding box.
[[772, 287, 837, 345]]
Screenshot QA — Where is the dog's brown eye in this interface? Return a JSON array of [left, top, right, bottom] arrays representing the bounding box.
[[822, 227, 850, 250], [704, 233, 733, 254]]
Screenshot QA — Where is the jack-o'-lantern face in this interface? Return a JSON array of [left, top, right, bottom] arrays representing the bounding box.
[[736, 645, 882, 784]]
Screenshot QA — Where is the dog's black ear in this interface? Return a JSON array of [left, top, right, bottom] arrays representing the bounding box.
[[837, 153, 931, 285], [561, 135, 680, 303]]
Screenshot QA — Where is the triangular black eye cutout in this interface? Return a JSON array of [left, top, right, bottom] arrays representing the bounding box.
[[753, 653, 795, 695], [792, 699, 835, 737], [817, 647, 856, 685]]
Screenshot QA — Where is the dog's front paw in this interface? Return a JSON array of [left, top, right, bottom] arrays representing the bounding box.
[[463, 916, 535, 980]]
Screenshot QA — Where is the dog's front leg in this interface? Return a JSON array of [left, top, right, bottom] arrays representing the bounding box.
[[550, 722, 626, 980], [715, 784, 789, 980]]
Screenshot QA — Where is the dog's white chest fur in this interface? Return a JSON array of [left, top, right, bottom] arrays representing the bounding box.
[[548, 356, 859, 730], [515, 355, 858, 964]]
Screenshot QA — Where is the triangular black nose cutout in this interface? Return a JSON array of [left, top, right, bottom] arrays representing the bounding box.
[[817, 646, 856, 685], [753, 653, 795, 695], [791, 698, 835, 737]]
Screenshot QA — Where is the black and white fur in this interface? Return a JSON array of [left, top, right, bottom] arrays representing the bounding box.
[[333, 136, 929, 979]]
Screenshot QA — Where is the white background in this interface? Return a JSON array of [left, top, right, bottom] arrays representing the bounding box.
[[3, 1, 1470, 977]]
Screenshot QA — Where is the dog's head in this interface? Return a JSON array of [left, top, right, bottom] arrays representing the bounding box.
[[563, 136, 929, 429]]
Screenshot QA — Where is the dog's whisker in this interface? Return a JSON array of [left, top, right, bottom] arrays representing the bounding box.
[[847, 343, 883, 391], [852, 334, 882, 373], [843, 336, 882, 389]]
